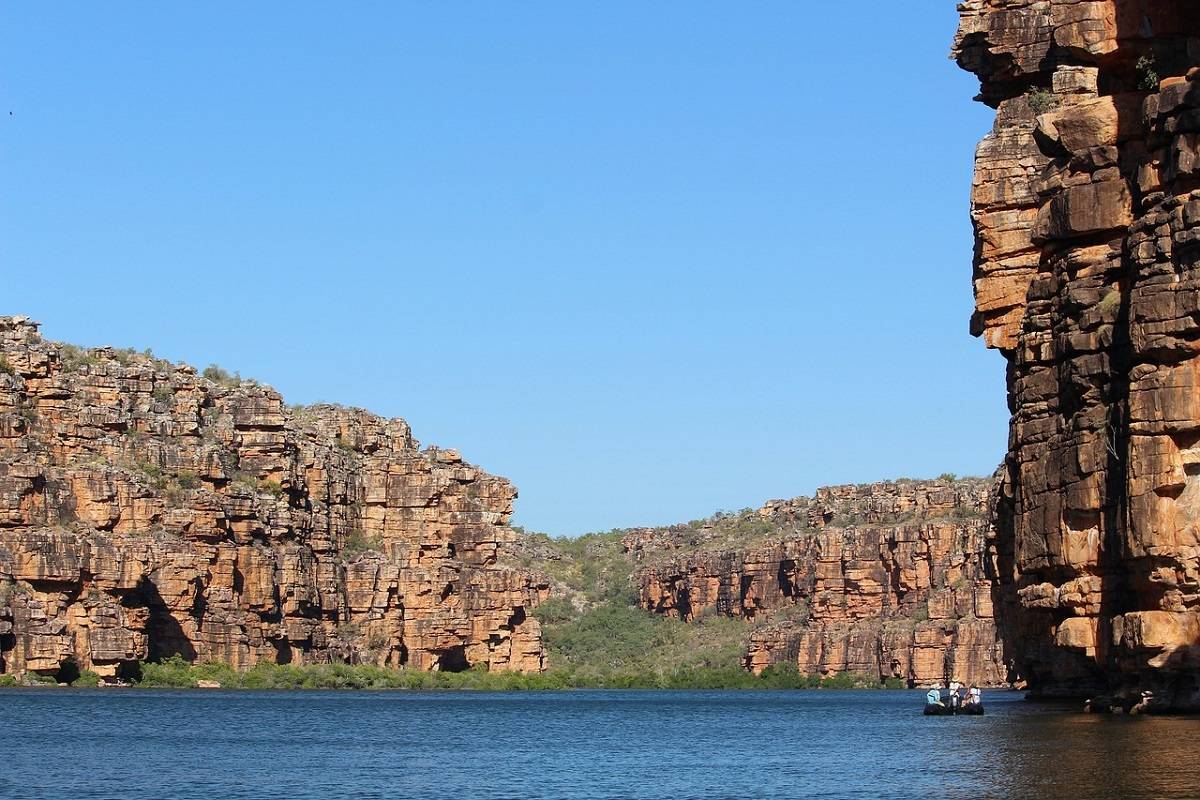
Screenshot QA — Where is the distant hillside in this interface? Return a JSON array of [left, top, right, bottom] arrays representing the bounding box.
[[510, 476, 1009, 687]]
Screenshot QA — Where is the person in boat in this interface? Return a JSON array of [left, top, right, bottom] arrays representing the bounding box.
[[947, 680, 961, 710], [926, 684, 944, 707], [966, 686, 982, 706]]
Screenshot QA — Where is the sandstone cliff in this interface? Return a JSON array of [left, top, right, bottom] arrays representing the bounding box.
[[954, 1, 1200, 709], [630, 479, 1008, 687], [0, 317, 547, 680]]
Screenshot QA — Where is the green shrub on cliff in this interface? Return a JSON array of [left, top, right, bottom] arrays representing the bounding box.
[[58, 344, 99, 371], [110, 348, 138, 367], [342, 529, 383, 559], [1136, 55, 1159, 91], [202, 364, 242, 387], [1026, 87, 1054, 114]]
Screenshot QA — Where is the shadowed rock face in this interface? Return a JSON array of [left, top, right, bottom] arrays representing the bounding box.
[[0, 317, 547, 678], [632, 480, 1008, 687], [954, 1, 1200, 709]]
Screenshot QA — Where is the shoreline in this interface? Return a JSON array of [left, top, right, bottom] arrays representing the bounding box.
[[0, 682, 1021, 694], [0, 659, 1011, 693]]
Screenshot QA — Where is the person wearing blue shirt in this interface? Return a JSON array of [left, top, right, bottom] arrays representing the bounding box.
[[926, 685, 943, 706]]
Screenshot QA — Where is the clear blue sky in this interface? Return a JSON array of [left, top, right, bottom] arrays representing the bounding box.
[[2, 3, 1005, 535]]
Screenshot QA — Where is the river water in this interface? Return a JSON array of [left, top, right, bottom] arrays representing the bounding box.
[[2, 688, 1197, 799]]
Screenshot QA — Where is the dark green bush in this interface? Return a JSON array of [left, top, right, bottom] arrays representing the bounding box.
[[1027, 87, 1054, 114], [1136, 55, 1159, 91], [121, 654, 908, 692], [202, 364, 241, 387], [343, 529, 383, 558], [73, 669, 104, 687], [531, 596, 577, 625], [58, 344, 99, 371]]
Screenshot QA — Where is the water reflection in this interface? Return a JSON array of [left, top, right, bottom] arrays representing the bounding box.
[[980, 703, 1200, 800]]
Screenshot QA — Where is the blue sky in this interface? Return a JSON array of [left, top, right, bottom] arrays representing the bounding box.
[[1, 3, 1005, 535]]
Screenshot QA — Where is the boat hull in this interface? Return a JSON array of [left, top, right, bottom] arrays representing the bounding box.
[[923, 703, 984, 716]]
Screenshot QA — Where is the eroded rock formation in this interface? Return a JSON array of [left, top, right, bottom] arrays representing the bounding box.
[[954, 1, 1200, 709], [0, 317, 547, 679], [632, 479, 1008, 687]]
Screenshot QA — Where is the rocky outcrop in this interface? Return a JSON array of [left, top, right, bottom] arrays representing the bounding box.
[[0, 317, 547, 679], [954, 1, 1200, 709], [632, 479, 1008, 687]]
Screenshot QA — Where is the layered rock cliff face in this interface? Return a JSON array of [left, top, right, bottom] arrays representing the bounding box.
[[954, 1, 1200, 708], [631, 479, 1008, 686], [0, 317, 546, 679]]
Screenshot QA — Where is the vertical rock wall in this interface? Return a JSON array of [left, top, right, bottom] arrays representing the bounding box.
[[633, 480, 1008, 686], [954, 0, 1200, 709], [0, 317, 547, 679]]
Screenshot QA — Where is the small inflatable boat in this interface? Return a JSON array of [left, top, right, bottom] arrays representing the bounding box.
[[923, 703, 984, 716]]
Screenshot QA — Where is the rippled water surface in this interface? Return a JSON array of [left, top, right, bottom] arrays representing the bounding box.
[[3, 688, 1199, 799]]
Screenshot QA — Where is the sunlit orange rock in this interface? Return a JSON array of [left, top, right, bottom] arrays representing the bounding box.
[[0, 317, 547, 678], [954, 0, 1200, 710], [633, 479, 1008, 687]]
